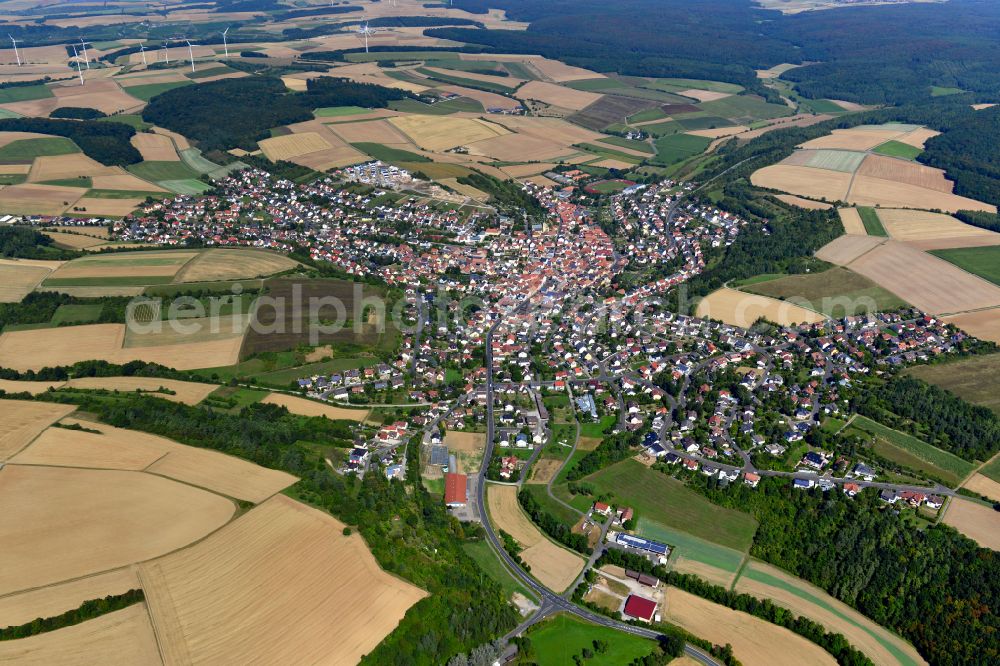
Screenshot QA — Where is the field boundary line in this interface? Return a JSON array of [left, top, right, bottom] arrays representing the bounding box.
[[730, 554, 751, 591], [2, 409, 78, 462], [0, 564, 136, 602], [135, 566, 171, 666]]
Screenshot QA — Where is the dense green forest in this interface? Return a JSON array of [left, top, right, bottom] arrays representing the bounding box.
[[17, 391, 518, 665], [49, 107, 107, 120], [439, 0, 1000, 106], [0, 117, 140, 166], [851, 375, 1000, 462], [143, 76, 408, 152], [0, 589, 144, 641], [682, 475, 1000, 666], [0, 227, 78, 261]]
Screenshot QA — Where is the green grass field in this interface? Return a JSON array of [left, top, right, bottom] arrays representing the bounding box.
[[186, 65, 235, 80], [86, 188, 166, 199], [415, 67, 516, 94], [520, 483, 580, 526], [565, 78, 632, 92], [352, 142, 431, 164], [40, 177, 92, 188], [872, 140, 923, 160], [502, 61, 536, 80], [627, 107, 668, 124], [0, 137, 79, 161], [42, 276, 176, 287], [638, 519, 746, 574], [50, 303, 104, 326], [597, 136, 655, 154], [651, 133, 711, 165], [201, 386, 269, 411], [345, 50, 462, 63], [799, 98, 849, 114], [125, 81, 193, 102], [179, 148, 220, 175], [398, 161, 472, 179], [699, 94, 792, 123], [526, 613, 657, 665], [127, 161, 201, 182], [858, 207, 888, 236], [579, 415, 616, 439], [587, 180, 633, 194], [930, 246, 1000, 287], [847, 415, 974, 485], [637, 120, 684, 137], [0, 174, 26, 185], [160, 178, 211, 195], [906, 353, 1000, 417], [462, 539, 535, 601], [645, 77, 744, 94], [0, 84, 53, 104], [314, 106, 369, 117], [732, 273, 786, 287], [980, 456, 1000, 484], [743, 266, 907, 317], [930, 86, 965, 97], [586, 459, 758, 551], [0, 109, 22, 119]]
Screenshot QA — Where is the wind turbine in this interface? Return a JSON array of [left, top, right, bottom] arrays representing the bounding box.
[[357, 22, 376, 54], [161, 40, 170, 64], [221, 26, 230, 58], [79, 38, 91, 69], [184, 38, 195, 73], [138, 40, 147, 65], [71, 44, 84, 85], [8, 35, 21, 67]]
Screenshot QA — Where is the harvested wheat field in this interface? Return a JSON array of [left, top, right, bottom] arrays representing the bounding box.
[[487, 484, 584, 593], [123, 314, 249, 349], [0, 261, 52, 302], [0, 400, 76, 460], [258, 131, 331, 160], [688, 125, 750, 138], [515, 80, 602, 111], [799, 127, 911, 151], [425, 66, 523, 88], [528, 458, 563, 484], [895, 127, 940, 149], [260, 392, 369, 421], [389, 114, 509, 151], [837, 208, 866, 235], [856, 154, 953, 193], [442, 84, 521, 111], [696, 288, 825, 327], [91, 171, 166, 192], [735, 561, 926, 666], [501, 162, 557, 178], [0, 465, 234, 596], [849, 241, 1000, 314], [847, 175, 995, 213], [751, 164, 852, 202], [28, 153, 113, 183], [775, 194, 832, 209], [524, 56, 601, 82], [942, 498, 1000, 551], [176, 248, 299, 283], [943, 308, 1000, 344], [41, 230, 106, 249], [45, 250, 196, 282], [62, 376, 217, 405], [325, 118, 412, 145], [465, 131, 579, 162], [663, 587, 836, 666], [963, 473, 1000, 503], [0, 183, 86, 215], [0, 604, 161, 666], [145, 444, 298, 503], [152, 126, 190, 150], [679, 88, 732, 102], [139, 494, 427, 666], [0, 377, 64, 394], [815, 234, 886, 265], [72, 196, 144, 217], [0, 322, 245, 371], [48, 80, 142, 115], [875, 208, 1000, 245], [48, 225, 109, 239], [12, 420, 175, 471], [131, 132, 179, 161], [672, 558, 738, 588], [0, 567, 139, 628]]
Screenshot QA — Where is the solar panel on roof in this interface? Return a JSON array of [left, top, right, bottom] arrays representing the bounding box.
[[429, 445, 449, 466]]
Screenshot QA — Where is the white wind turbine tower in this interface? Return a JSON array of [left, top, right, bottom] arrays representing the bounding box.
[[357, 22, 376, 54], [185, 38, 195, 72], [162, 41, 170, 64], [138, 41, 147, 65], [221, 26, 230, 58], [79, 38, 91, 69], [8, 35, 21, 67], [71, 44, 84, 85]]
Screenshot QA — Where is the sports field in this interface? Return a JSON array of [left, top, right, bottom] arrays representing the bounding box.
[[526, 613, 657, 665], [139, 495, 426, 665], [586, 459, 758, 551], [846, 415, 974, 485]]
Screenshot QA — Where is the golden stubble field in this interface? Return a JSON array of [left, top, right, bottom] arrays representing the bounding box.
[[260, 392, 370, 421], [487, 483, 584, 593], [139, 495, 427, 666], [941, 498, 1000, 551], [696, 287, 826, 327], [663, 587, 837, 666], [0, 400, 76, 460], [0, 464, 235, 596], [0, 260, 56, 302], [175, 248, 300, 282]]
